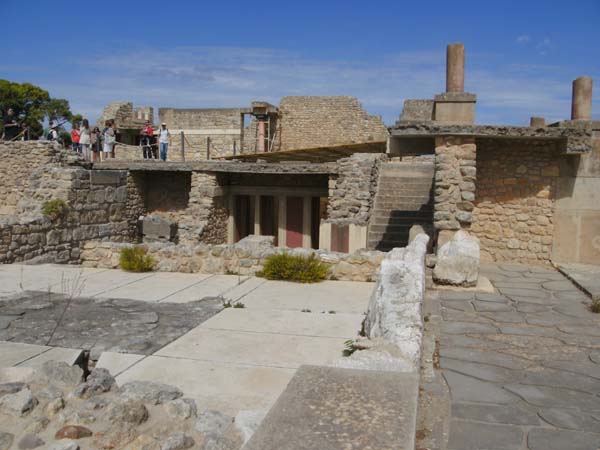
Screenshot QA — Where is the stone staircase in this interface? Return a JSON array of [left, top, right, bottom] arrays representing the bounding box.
[[367, 161, 434, 251]]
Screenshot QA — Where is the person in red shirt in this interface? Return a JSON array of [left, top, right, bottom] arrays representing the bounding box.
[[141, 120, 154, 159], [71, 123, 81, 154]]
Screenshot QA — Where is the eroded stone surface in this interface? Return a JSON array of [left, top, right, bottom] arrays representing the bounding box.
[[0, 291, 222, 355]]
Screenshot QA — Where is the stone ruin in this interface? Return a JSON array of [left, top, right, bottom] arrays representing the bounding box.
[[0, 361, 249, 450]]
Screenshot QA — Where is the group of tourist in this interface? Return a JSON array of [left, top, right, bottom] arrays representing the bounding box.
[[140, 120, 171, 161], [3, 107, 172, 162]]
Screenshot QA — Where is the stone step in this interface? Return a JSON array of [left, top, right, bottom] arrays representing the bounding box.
[[368, 224, 416, 233], [376, 187, 433, 195], [370, 218, 432, 228], [374, 198, 431, 211], [367, 231, 413, 241], [371, 213, 432, 221], [244, 366, 419, 450], [367, 240, 409, 251]]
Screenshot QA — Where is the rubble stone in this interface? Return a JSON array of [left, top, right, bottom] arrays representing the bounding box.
[[433, 230, 480, 286]]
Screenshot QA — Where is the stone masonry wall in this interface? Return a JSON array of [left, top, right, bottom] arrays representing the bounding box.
[[160, 108, 242, 159], [0, 141, 76, 215], [81, 237, 385, 282], [471, 140, 561, 264], [275, 97, 389, 151], [328, 153, 387, 225], [433, 136, 476, 231], [0, 168, 130, 264]]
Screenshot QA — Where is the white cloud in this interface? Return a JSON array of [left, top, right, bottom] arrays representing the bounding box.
[[516, 35, 531, 44], [37, 45, 598, 127]]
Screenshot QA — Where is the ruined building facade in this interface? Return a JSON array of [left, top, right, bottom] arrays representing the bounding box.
[[1, 44, 598, 270]]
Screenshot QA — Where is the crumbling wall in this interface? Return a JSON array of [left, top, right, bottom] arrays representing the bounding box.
[[470, 140, 560, 264], [276, 96, 389, 151], [0, 168, 131, 264], [327, 153, 386, 225], [0, 142, 74, 215]]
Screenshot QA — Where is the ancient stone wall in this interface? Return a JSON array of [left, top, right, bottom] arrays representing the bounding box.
[[275, 97, 389, 151], [327, 153, 386, 225], [0, 141, 75, 215], [159, 108, 243, 159], [433, 136, 476, 231], [0, 168, 130, 264], [470, 140, 560, 264], [81, 237, 385, 282]]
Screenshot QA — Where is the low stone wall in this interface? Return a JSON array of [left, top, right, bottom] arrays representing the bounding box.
[[81, 236, 385, 281], [0, 168, 131, 264], [0, 141, 77, 215]]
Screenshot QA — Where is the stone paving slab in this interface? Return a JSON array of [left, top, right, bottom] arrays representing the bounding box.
[[0, 341, 82, 367], [115, 355, 295, 416], [244, 365, 419, 450], [94, 271, 213, 301], [557, 262, 600, 301], [0, 264, 109, 295], [419, 262, 600, 450], [198, 308, 364, 339], [155, 328, 348, 369], [240, 279, 374, 313], [0, 341, 51, 366], [157, 274, 251, 303], [95, 351, 146, 376]]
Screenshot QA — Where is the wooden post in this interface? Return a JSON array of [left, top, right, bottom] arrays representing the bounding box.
[[207, 136, 211, 160], [180, 131, 185, 161]]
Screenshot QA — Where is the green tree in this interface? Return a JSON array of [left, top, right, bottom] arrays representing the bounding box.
[[0, 80, 76, 139]]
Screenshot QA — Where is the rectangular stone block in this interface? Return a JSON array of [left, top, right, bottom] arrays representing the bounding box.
[[90, 170, 127, 186]]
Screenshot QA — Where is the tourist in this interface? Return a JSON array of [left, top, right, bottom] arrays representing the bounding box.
[[47, 125, 58, 141], [20, 123, 30, 141], [44, 120, 54, 140], [71, 122, 81, 154], [2, 108, 19, 141], [140, 120, 154, 160], [158, 122, 170, 161], [110, 120, 118, 159], [91, 126, 101, 162], [79, 119, 91, 161], [102, 120, 115, 160]]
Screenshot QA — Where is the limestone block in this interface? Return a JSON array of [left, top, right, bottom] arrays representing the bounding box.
[[433, 230, 480, 287]]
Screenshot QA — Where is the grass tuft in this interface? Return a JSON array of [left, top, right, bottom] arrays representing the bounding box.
[[119, 246, 156, 272], [260, 253, 329, 283]]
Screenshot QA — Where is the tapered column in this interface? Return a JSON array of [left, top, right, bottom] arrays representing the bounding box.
[[302, 196, 312, 248], [254, 195, 261, 235], [571, 76, 593, 120], [278, 196, 286, 246], [446, 43, 465, 93]]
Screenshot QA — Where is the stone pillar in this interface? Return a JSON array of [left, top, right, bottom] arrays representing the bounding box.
[[530, 117, 546, 127], [434, 136, 476, 243], [446, 43, 465, 93], [257, 120, 266, 152], [571, 76, 593, 120]]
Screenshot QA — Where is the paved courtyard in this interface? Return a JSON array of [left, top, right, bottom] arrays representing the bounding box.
[[421, 262, 600, 450], [0, 264, 373, 416]]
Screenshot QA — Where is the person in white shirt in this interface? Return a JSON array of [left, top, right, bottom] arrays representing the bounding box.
[[79, 119, 91, 161], [158, 122, 171, 161]]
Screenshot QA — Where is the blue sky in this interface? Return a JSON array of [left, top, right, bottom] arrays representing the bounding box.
[[2, 0, 599, 125]]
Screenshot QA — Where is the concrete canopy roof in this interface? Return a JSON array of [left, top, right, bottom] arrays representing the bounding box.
[[390, 123, 596, 154], [220, 141, 386, 163]]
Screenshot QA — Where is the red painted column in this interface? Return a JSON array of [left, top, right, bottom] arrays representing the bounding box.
[[258, 120, 266, 152]]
